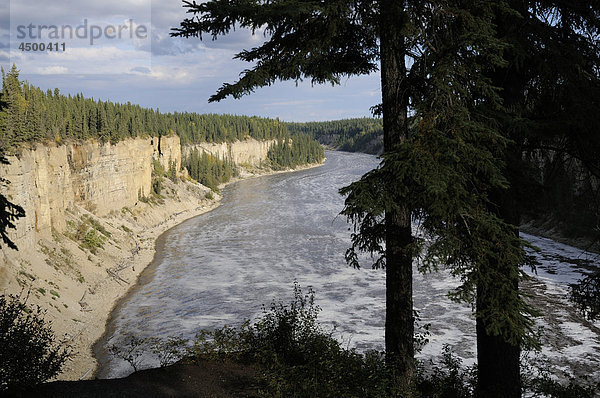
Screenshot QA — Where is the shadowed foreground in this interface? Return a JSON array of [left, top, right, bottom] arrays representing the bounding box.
[[11, 360, 261, 398]]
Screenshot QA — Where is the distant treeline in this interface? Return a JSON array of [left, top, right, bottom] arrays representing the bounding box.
[[286, 118, 383, 155], [0, 65, 288, 150], [0, 65, 325, 193]]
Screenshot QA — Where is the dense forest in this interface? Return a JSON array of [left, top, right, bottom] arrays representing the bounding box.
[[182, 149, 238, 191], [0, 65, 325, 190], [0, 65, 289, 150], [286, 118, 383, 155], [267, 133, 325, 170]]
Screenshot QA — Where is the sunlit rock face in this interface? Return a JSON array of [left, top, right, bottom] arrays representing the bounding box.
[[184, 138, 277, 167], [0, 136, 184, 248]]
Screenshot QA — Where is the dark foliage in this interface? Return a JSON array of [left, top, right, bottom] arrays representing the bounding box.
[[0, 294, 70, 392], [570, 270, 600, 321], [172, 1, 379, 103]]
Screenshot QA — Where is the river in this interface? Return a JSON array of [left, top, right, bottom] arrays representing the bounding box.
[[95, 151, 599, 383]]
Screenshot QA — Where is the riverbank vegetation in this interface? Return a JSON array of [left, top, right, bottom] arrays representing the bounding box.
[[267, 133, 325, 170], [182, 149, 238, 192], [22, 284, 595, 397]]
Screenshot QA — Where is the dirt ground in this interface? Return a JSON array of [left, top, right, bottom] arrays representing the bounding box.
[[9, 359, 262, 398]]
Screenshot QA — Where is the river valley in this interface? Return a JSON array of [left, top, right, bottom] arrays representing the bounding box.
[[95, 151, 600, 384]]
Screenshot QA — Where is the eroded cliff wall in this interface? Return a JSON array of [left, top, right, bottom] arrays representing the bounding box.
[[0, 136, 181, 249], [185, 138, 276, 166], [0, 134, 288, 381]]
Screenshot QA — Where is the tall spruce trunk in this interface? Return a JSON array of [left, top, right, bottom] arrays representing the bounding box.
[[476, 173, 521, 397], [477, 2, 527, 395], [379, 0, 414, 385]]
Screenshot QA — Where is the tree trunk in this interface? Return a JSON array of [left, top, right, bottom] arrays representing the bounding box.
[[477, 170, 522, 397], [476, 280, 521, 397], [477, 2, 528, 395], [477, 171, 521, 397], [379, 0, 414, 385]]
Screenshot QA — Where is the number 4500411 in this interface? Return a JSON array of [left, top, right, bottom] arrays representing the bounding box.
[[19, 42, 66, 52]]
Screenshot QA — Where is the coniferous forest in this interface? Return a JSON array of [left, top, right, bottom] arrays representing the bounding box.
[[1, 0, 600, 396], [287, 118, 383, 154], [0, 65, 325, 190], [182, 149, 238, 191], [267, 134, 325, 170], [0, 65, 292, 150]]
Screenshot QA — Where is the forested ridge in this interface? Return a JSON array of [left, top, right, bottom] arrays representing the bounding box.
[[286, 118, 383, 154], [0, 65, 290, 150], [0, 64, 325, 193]]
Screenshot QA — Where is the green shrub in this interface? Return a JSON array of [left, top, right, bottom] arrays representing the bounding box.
[[150, 336, 189, 367], [191, 282, 403, 397], [168, 159, 178, 182], [152, 159, 166, 176], [0, 294, 70, 392], [82, 229, 105, 253], [416, 345, 476, 398], [109, 285, 598, 398], [86, 216, 111, 238], [152, 176, 163, 196]]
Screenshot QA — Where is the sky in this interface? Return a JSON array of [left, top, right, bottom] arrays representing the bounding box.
[[0, 0, 382, 122]]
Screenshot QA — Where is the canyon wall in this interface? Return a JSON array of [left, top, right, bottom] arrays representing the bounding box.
[[184, 138, 277, 166], [0, 135, 181, 249], [0, 136, 275, 250]]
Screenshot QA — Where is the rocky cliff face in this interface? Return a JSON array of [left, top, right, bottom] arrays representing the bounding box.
[[0, 136, 181, 249], [0, 136, 274, 250], [185, 138, 276, 166], [153, 135, 182, 173]]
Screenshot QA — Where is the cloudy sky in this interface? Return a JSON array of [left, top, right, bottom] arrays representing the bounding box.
[[0, 0, 381, 122]]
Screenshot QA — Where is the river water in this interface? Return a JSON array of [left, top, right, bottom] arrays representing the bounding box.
[[96, 151, 599, 383]]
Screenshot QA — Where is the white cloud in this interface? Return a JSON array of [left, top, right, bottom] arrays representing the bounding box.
[[34, 65, 68, 74], [2, 0, 381, 122]]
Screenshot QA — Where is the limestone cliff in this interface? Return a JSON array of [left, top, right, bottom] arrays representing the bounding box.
[[0, 136, 181, 249], [184, 138, 277, 167]]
